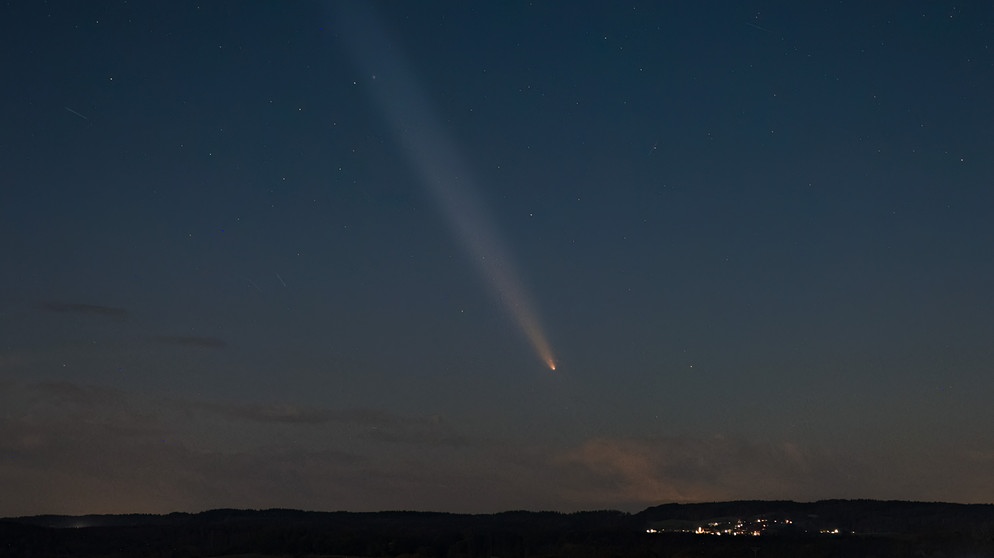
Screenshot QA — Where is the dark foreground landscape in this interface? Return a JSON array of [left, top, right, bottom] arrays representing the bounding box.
[[3, 500, 994, 557]]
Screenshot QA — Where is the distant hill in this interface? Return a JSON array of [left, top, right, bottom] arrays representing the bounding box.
[[3, 501, 993, 557]]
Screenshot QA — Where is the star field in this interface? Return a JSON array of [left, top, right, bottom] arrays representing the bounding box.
[[1, 1, 993, 515]]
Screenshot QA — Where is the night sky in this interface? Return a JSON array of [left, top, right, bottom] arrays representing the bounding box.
[[2, 1, 993, 516]]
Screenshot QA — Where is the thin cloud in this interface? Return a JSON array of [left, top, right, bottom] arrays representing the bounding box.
[[0, 382, 477, 515], [212, 403, 362, 425], [153, 335, 227, 349], [13, 382, 165, 440], [41, 302, 128, 320], [4, 383, 994, 516], [202, 401, 467, 446], [549, 435, 871, 508], [365, 414, 469, 447], [35, 380, 128, 408], [201, 401, 395, 425]]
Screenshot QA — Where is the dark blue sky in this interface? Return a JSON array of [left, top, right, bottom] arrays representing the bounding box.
[[2, 1, 993, 515]]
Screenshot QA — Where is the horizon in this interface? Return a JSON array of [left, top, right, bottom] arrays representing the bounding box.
[[2, 1, 993, 517], [8, 497, 994, 521], [7, 500, 994, 557]]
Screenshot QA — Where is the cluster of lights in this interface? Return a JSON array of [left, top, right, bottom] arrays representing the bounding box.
[[647, 518, 794, 537], [648, 518, 852, 537], [696, 518, 793, 537]]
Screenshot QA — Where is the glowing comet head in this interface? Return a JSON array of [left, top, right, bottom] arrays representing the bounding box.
[[547, 359, 557, 371]]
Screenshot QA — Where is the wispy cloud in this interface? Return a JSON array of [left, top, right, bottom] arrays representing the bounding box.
[[207, 403, 393, 425], [549, 435, 873, 507], [0, 381, 475, 515], [41, 302, 128, 320], [200, 401, 468, 446], [4, 380, 992, 517], [31, 381, 164, 437], [35, 380, 128, 408], [153, 335, 227, 349]]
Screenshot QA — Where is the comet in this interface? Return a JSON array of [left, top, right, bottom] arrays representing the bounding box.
[[335, 3, 556, 370]]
